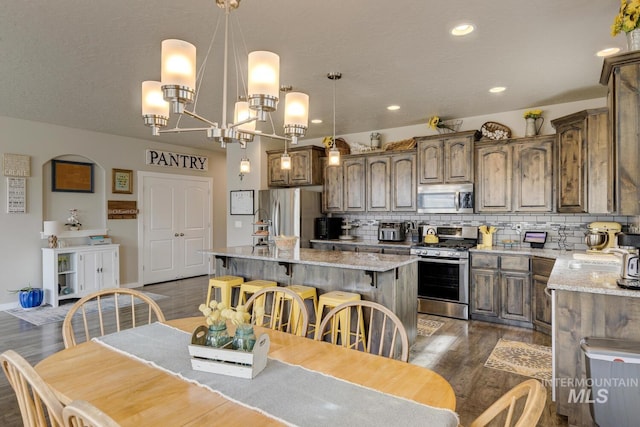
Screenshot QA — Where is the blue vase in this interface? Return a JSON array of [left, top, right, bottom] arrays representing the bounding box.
[[19, 289, 43, 309]]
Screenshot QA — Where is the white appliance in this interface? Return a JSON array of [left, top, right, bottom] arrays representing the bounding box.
[[258, 189, 321, 248]]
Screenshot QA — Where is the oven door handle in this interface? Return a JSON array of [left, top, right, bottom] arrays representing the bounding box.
[[418, 257, 466, 265], [454, 191, 460, 211]]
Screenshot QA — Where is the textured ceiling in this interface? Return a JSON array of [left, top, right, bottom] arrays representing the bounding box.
[[0, 0, 624, 151]]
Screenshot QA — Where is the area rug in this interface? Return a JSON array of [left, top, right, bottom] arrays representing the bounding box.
[[3, 292, 168, 326], [484, 338, 552, 382], [417, 318, 445, 337]]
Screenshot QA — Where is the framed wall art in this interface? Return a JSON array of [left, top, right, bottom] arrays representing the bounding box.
[[112, 168, 133, 194], [230, 190, 254, 215], [51, 160, 94, 193]]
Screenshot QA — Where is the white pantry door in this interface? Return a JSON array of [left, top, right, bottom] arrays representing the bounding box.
[[139, 172, 211, 284]]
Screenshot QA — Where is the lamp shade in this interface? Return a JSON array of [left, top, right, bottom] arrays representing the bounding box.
[[284, 92, 309, 127], [234, 101, 256, 132], [239, 158, 251, 173], [43, 221, 63, 236], [328, 147, 341, 166], [141, 81, 170, 117], [248, 51, 279, 99], [161, 39, 196, 89], [280, 152, 292, 170]]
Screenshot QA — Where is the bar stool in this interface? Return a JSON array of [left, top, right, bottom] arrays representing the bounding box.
[[238, 280, 278, 325], [282, 285, 319, 337], [206, 275, 244, 308], [315, 291, 366, 350]]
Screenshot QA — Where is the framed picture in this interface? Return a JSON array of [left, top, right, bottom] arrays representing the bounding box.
[[51, 160, 94, 193], [230, 190, 254, 215], [112, 168, 133, 194]]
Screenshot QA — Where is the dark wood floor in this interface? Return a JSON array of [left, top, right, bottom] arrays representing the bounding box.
[[0, 276, 567, 426]]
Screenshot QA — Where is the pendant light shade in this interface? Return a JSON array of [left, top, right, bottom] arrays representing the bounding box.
[[248, 51, 279, 112], [328, 147, 341, 165], [161, 39, 196, 89], [141, 81, 170, 134], [239, 157, 251, 173], [280, 152, 292, 170]]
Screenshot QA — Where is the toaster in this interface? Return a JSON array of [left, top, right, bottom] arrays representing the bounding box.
[[378, 222, 406, 242]]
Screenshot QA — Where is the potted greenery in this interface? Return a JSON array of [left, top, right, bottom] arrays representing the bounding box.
[[8, 285, 44, 309]]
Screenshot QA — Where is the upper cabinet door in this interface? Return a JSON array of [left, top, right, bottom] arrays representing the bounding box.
[[391, 153, 417, 211], [417, 140, 444, 184], [556, 124, 587, 213], [344, 157, 366, 212], [367, 155, 391, 212], [475, 144, 512, 212], [267, 153, 289, 187], [323, 162, 344, 213], [444, 136, 473, 183], [512, 137, 554, 212]]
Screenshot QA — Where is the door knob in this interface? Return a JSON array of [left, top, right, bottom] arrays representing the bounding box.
[[180, 233, 184, 237], [175, 233, 179, 237]]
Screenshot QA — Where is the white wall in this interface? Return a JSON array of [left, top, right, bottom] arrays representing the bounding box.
[[0, 116, 226, 307]]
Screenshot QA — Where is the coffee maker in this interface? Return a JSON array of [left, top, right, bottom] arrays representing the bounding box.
[[585, 221, 622, 252]]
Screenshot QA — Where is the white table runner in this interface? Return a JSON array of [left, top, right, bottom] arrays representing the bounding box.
[[95, 323, 459, 427]]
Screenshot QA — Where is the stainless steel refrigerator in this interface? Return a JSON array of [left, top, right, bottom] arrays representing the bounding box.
[[258, 188, 322, 248]]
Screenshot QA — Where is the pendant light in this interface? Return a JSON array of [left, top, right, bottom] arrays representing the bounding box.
[[281, 138, 292, 170], [327, 72, 342, 166]]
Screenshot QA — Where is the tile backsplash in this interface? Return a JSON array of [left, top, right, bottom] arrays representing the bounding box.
[[334, 213, 639, 251]]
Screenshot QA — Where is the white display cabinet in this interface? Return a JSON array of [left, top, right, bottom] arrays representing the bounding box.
[[42, 244, 120, 307]]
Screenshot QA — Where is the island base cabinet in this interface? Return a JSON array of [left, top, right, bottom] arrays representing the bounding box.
[[554, 290, 640, 427], [213, 256, 417, 346]]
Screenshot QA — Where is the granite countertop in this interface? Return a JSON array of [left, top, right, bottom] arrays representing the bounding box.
[[200, 246, 416, 272], [310, 239, 413, 249]]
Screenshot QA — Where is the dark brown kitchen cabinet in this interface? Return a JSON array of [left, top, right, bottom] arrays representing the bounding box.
[[267, 145, 325, 187], [531, 256, 554, 334], [471, 253, 532, 328], [416, 130, 478, 185], [322, 156, 366, 213], [475, 136, 553, 213], [551, 108, 613, 214], [601, 52, 640, 215]]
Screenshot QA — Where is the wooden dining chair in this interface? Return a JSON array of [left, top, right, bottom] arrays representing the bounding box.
[[62, 400, 120, 427], [62, 288, 166, 348], [245, 287, 309, 336], [469, 379, 546, 427], [315, 300, 409, 362], [0, 349, 65, 427]]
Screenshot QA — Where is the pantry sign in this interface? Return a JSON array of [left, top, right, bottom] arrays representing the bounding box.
[[145, 149, 208, 171]]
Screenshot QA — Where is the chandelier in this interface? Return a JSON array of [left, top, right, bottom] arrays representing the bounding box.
[[140, 0, 309, 148]]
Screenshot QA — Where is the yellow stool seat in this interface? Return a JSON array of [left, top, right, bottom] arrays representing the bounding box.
[[206, 276, 243, 308], [315, 291, 366, 349], [239, 280, 278, 324], [282, 285, 318, 337]]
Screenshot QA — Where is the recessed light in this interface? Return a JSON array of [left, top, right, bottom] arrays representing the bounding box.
[[311, 119, 323, 124], [489, 86, 506, 93], [387, 105, 400, 111], [596, 47, 620, 57], [451, 24, 475, 36]]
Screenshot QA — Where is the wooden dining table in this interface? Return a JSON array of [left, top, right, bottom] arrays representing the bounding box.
[[36, 317, 456, 426]]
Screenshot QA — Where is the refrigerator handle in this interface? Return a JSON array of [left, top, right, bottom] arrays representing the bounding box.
[[273, 199, 280, 236]]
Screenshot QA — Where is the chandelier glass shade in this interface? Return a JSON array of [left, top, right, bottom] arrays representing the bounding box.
[[140, 0, 309, 147]]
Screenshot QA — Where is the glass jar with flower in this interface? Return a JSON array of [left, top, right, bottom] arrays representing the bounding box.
[[612, 0, 640, 50], [198, 300, 232, 348], [523, 109, 544, 137], [230, 304, 262, 352]]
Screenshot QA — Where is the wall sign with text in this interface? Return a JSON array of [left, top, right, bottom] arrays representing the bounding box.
[[145, 149, 208, 171]]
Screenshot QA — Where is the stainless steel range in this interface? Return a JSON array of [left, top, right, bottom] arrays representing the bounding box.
[[410, 226, 478, 320]]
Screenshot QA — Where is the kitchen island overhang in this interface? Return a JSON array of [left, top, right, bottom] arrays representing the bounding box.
[[200, 246, 419, 345]]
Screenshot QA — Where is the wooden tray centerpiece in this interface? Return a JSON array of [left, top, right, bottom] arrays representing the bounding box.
[[189, 325, 270, 379]]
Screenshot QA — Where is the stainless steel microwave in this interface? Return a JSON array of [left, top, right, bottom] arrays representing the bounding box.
[[417, 184, 474, 214]]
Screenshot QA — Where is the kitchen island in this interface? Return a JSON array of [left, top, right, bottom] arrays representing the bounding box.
[[201, 246, 418, 344], [548, 254, 640, 427]]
